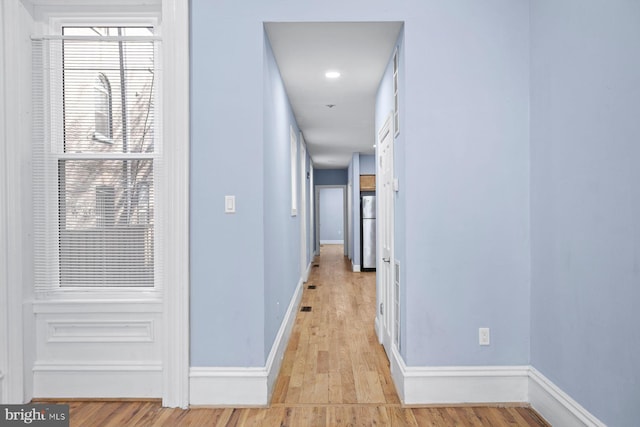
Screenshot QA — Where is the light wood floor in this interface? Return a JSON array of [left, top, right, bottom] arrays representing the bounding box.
[[37, 245, 549, 426]]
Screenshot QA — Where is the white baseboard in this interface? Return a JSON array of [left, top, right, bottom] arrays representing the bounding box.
[[189, 277, 304, 406], [265, 277, 304, 401], [320, 240, 344, 245], [391, 350, 528, 405], [189, 367, 268, 406], [389, 351, 604, 425], [352, 264, 361, 272], [529, 367, 605, 427], [304, 260, 312, 283], [32, 361, 162, 398]]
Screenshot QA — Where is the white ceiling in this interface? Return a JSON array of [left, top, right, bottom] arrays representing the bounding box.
[[264, 22, 403, 169]]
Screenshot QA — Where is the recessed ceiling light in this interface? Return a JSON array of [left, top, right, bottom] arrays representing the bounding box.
[[325, 71, 341, 79]]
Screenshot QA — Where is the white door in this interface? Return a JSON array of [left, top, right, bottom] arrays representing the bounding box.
[[377, 113, 395, 355]]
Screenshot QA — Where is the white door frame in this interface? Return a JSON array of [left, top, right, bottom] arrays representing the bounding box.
[[376, 112, 395, 354], [299, 134, 309, 281], [309, 163, 315, 257], [315, 185, 348, 254], [347, 182, 353, 260]]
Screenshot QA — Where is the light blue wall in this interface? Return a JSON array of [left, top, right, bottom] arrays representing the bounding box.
[[191, 0, 530, 370], [262, 32, 306, 361], [190, 3, 266, 366], [319, 188, 344, 243], [314, 168, 347, 186], [530, 1, 640, 425], [401, 2, 530, 366], [359, 154, 375, 175]]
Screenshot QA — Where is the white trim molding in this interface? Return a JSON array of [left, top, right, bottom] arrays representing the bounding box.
[[352, 264, 361, 273], [390, 350, 605, 426], [160, 0, 190, 409], [190, 277, 304, 406], [265, 277, 304, 400], [1, 0, 31, 404], [33, 361, 162, 398], [320, 240, 344, 245], [303, 260, 312, 283], [390, 347, 529, 405], [190, 367, 268, 407], [529, 367, 606, 427], [392, 351, 529, 405]]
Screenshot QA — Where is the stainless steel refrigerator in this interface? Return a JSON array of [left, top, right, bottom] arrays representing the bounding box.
[[361, 195, 376, 270]]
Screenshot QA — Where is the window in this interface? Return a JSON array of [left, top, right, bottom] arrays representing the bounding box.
[[393, 48, 400, 137], [33, 25, 160, 289], [94, 73, 113, 143]]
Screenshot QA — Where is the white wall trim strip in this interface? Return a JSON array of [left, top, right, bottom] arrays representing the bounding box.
[[352, 264, 361, 273], [189, 277, 304, 406], [2, 0, 28, 404], [320, 240, 344, 245], [529, 367, 606, 427], [160, 0, 191, 410]]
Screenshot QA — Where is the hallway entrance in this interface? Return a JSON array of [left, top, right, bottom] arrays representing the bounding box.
[[272, 244, 397, 404]]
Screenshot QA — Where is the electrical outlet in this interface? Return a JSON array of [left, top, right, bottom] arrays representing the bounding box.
[[479, 328, 490, 346]]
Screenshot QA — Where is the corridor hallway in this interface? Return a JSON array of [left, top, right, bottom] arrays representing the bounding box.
[[271, 244, 397, 405], [44, 245, 550, 425]]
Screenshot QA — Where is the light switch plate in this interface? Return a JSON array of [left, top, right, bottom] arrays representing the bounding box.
[[479, 328, 490, 346], [225, 195, 236, 213]]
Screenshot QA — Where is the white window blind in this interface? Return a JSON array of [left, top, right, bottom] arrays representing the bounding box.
[[32, 27, 162, 291]]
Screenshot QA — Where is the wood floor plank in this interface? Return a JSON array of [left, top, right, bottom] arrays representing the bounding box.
[[328, 371, 344, 403]]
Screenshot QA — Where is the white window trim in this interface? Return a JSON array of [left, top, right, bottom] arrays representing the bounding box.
[[35, 17, 161, 300], [2, 0, 189, 407], [158, 0, 190, 408]]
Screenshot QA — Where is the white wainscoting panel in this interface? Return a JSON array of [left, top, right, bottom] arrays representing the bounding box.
[[32, 301, 163, 398], [529, 367, 605, 427], [33, 361, 162, 398], [46, 320, 154, 343]]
